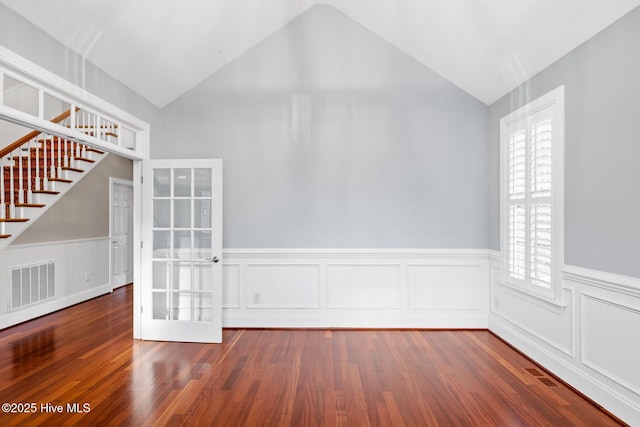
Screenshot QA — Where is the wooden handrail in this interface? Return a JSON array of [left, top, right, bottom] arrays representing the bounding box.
[[0, 108, 75, 158]]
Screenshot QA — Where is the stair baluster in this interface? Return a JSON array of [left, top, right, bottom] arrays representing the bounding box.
[[26, 143, 32, 201], [0, 156, 5, 219], [42, 134, 48, 191], [8, 149, 14, 217]]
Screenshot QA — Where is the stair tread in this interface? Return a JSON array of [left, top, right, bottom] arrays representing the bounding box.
[[75, 157, 96, 163], [32, 190, 60, 195], [61, 166, 84, 173], [49, 178, 73, 183], [0, 218, 29, 223], [0, 234, 11, 238], [15, 204, 45, 208]]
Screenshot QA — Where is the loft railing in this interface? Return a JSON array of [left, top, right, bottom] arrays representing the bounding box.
[[1, 65, 134, 152]]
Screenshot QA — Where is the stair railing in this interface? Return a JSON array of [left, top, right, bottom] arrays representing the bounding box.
[[0, 108, 93, 219]]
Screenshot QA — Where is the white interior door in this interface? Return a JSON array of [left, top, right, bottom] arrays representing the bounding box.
[[111, 180, 133, 288], [141, 159, 222, 343]]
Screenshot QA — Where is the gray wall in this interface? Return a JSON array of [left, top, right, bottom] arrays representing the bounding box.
[[489, 7, 640, 277], [161, 5, 489, 249]]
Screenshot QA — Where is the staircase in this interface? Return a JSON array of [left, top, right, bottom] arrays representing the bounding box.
[[0, 108, 112, 249]]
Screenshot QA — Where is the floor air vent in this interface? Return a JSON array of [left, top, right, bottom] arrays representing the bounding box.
[[538, 377, 558, 387], [525, 367, 558, 387], [525, 368, 544, 377], [10, 261, 55, 311]]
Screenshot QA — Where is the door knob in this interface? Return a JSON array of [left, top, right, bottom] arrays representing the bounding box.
[[207, 256, 220, 263]]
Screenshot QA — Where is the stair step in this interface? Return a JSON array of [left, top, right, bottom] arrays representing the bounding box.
[[0, 234, 11, 239], [62, 166, 84, 173], [76, 157, 96, 163], [0, 218, 29, 223], [49, 177, 73, 184], [15, 203, 45, 208], [32, 190, 60, 195]]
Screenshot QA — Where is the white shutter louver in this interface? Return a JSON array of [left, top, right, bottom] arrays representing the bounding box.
[[501, 86, 563, 302], [530, 119, 552, 198], [504, 101, 558, 292], [509, 205, 526, 280], [509, 126, 526, 200], [530, 203, 552, 288]]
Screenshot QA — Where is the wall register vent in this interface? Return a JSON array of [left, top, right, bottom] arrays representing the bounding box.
[[10, 261, 55, 311]]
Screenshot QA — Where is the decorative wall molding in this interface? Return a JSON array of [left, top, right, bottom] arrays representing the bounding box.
[[222, 248, 491, 328], [490, 262, 640, 426], [489, 313, 640, 425], [580, 293, 640, 397], [224, 248, 492, 259], [564, 265, 640, 297], [491, 288, 574, 357], [0, 237, 111, 329]]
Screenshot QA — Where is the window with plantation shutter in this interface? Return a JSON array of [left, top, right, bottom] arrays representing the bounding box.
[[500, 87, 564, 303]]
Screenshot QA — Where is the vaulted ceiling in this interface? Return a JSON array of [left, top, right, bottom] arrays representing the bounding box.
[[2, 0, 639, 107]]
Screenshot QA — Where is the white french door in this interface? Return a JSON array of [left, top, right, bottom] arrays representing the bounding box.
[[140, 159, 223, 343]]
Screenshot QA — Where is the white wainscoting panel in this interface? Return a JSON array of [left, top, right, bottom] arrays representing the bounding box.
[[0, 238, 111, 329], [582, 294, 640, 396], [246, 264, 320, 308], [327, 264, 401, 309], [493, 285, 574, 356], [408, 264, 484, 310], [222, 264, 241, 308], [222, 249, 490, 328], [489, 258, 640, 426]]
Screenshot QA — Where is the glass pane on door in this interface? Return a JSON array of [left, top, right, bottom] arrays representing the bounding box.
[[151, 167, 214, 322]]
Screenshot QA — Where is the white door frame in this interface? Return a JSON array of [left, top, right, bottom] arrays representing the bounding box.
[[109, 177, 134, 289], [133, 160, 144, 339]]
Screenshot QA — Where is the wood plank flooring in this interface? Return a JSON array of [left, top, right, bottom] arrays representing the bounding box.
[[0, 285, 624, 426]]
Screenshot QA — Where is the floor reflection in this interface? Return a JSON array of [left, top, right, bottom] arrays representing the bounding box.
[[126, 340, 214, 424], [10, 327, 57, 378]]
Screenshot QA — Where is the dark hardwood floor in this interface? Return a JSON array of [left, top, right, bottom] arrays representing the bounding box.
[[0, 285, 623, 426]]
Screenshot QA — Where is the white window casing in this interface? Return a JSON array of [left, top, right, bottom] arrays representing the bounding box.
[[500, 86, 565, 305]]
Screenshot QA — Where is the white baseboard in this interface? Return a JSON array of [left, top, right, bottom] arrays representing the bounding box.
[[224, 312, 489, 329], [490, 313, 640, 425], [222, 248, 491, 328], [490, 260, 640, 426], [0, 283, 112, 330]]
